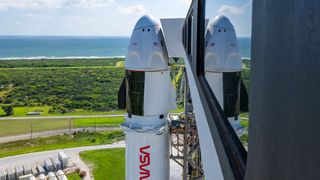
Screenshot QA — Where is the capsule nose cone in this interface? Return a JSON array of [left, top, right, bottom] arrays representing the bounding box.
[[134, 14, 160, 30], [210, 15, 234, 30]]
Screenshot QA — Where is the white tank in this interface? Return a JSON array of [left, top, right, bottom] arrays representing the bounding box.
[[23, 164, 31, 175], [121, 14, 176, 180], [205, 15, 243, 131], [0, 168, 6, 180], [38, 174, 46, 180]]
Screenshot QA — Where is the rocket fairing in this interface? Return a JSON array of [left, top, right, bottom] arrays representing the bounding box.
[[121, 15, 176, 180], [204, 15, 244, 132]]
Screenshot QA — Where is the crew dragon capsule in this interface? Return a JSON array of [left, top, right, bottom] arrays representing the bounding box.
[[119, 15, 176, 180], [205, 15, 248, 132]]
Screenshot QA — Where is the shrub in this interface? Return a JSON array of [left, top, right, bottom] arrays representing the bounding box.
[[2, 106, 14, 116]]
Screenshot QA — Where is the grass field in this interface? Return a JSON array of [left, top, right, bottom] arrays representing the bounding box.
[[1, 106, 125, 117], [240, 113, 249, 128], [240, 119, 249, 128], [80, 148, 125, 180], [0, 130, 124, 158], [0, 118, 70, 137], [74, 117, 124, 128], [66, 173, 83, 180], [0, 116, 124, 137], [0, 58, 123, 68], [0, 109, 5, 116]]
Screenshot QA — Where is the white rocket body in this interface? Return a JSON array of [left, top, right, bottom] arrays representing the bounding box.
[[121, 15, 176, 180], [205, 15, 243, 130]]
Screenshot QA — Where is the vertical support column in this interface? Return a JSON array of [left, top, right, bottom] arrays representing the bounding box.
[[246, 1, 320, 179]]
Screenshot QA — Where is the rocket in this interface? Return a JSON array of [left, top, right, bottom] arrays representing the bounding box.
[[118, 15, 176, 180], [204, 15, 247, 132]]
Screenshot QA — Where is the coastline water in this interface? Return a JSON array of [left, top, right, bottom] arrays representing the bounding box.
[[0, 36, 251, 60]]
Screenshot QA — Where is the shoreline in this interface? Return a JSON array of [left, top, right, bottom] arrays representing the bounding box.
[[0, 56, 250, 61], [0, 56, 125, 61]]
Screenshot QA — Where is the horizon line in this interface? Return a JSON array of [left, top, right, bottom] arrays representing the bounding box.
[[0, 35, 252, 38]]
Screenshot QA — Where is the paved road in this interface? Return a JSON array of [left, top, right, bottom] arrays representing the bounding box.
[[0, 114, 124, 121], [0, 141, 183, 180]]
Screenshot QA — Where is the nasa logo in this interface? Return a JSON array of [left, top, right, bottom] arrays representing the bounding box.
[[139, 145, 151, 180]]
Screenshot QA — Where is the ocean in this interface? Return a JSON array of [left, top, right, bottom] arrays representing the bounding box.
[[0, 36, 251, 59]]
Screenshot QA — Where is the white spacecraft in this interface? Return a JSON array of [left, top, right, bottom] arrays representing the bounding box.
[[120, 15, 176, 180], [119, 14, 246, 180]]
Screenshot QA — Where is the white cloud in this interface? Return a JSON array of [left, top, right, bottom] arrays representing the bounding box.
[[218, 5, 245, 15], [179, 0, 192, 5], [74, 0, 115, 8], [0, 0, 145, 16], [0, 4, 5, 10], [0, 0, 115, 10], [118, 4, 147, 15], [217, 0, 251, 15], [0, 0, 64, 9]]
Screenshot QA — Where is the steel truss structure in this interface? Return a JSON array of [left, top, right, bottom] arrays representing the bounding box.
[[169, 69, 204, 180]]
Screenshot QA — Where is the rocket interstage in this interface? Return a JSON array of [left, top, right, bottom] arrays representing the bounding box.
[[204, 15, 244, 133], [121, 15, 176, 180]]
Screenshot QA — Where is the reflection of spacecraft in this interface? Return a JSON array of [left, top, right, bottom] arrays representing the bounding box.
[[205, 15, 247, 132]]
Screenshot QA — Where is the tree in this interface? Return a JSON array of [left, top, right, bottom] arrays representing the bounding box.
[[2, 106, 14, 116]]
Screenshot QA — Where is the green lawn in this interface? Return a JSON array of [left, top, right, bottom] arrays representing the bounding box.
[[0, 58, 123, 68], [10, 106, 52, 116], [74, 117, 124, 128], [0, 108, 5, 116], [240, 112, 249, 119], [0, 119, 70, 137], [169, 108, 184, 113], [0, 130, 124, 158], [67, 173, 83, 180], [80, 148, 125, 180], [0, 117, 124, 137], [3, 106, 125, 117], [240, 113, 249, 128], [240, 119, 249, 128]]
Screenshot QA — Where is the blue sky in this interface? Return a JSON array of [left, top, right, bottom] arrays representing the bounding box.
[[0, 0, 252, 37]]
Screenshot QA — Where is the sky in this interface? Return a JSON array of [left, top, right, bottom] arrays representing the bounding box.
[[0, 0, 252, 37]]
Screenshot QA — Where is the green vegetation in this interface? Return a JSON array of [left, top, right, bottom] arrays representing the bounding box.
[[0, 58, 186, 116], [0, 66, 124, 112], [240, 133, 248, 147], [0, 119, 70, 137], [9, 106, 52, 116], [0, 58, 122, 68], [0, 108, 5, 116], [0, 130, 124, 158], [240, 112, 249, 128], [74, 117, 124, 128], [240, 112, 249, 146], [80, 148, 125, 180], [4, 106, 124, 117], [172, 66, 184, 89], [1, 105, 13, 116], [241, 59, 250, 91], [66, 173, 83, 180], [0, 116, 124, 137], [240, 119, 249, 129]]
